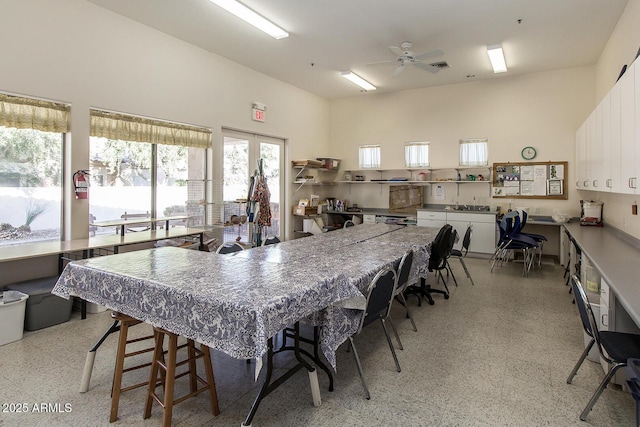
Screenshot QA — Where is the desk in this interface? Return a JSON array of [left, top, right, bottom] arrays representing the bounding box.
[[90, 215, 190, 235], [52, 223, 437, 425], [563, 223, 640, 328]]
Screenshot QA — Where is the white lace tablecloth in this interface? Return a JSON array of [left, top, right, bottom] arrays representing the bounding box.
[[53, 223, 437, 370]]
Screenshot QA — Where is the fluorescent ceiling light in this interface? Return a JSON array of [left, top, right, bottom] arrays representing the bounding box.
[[209, 0, 289, 40], [341, 72, 376, 91], [487, 44, 507, 73]]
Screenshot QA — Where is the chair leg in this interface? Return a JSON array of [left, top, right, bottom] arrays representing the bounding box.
[[458, 258, 475, 286], [398, 292, 417, 332], [580, 363, 625, 421], [348, 337, 370, 400], [567, 338, 594, 384], [110, 321, 130, 423], [446, 261, 459, 287], [387, 314, 403, 350], [380, 318, 401, 373]]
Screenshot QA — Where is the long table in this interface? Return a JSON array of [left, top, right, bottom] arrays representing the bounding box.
[[52, 223, 437, 425]]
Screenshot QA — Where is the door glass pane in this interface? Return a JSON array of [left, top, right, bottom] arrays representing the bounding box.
[[223, 137, 249, 243], [260, 142, 280, 238]]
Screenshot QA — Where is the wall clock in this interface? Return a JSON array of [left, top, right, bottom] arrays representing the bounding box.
[[521, 146, 537, 160]]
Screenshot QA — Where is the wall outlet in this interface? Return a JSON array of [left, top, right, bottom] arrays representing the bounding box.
[[534, 207, 540, 214], [633, 203, 638, 215]]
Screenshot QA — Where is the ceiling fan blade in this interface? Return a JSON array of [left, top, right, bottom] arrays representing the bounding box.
[[415, 48, 444, 61], [414, 62, 439, 73], [389, 46, 404, 56], [366, 59, 398, 66], [392, 64, 406, 77]]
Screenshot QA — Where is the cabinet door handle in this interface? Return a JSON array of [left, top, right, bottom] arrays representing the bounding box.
[[584, 180, 589, 187], [601, 313, 608, 328], [592, 180, 598, 188], [631, 177, 638, 189], [606, 179, 612, 188]]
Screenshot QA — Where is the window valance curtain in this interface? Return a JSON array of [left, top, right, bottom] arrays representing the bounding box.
[[0, 93, 70, 133], [90, 109, 211, 149]]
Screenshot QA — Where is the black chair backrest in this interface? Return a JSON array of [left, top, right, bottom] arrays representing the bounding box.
[[396, 248, 414, 292], [216, 242, 244, 254], [262, 236, 281, 246], [428, 224, 453, 271], [359, 266, 397, 331], [571, 275, 595, 340], [461, 225, 473, 253]]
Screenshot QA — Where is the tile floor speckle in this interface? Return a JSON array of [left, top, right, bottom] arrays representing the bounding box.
[[0, 257, 635, 426]]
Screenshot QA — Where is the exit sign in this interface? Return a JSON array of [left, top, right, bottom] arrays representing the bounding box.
[[252, 107, 265, 122]]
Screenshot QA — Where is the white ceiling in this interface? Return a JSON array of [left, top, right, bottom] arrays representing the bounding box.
[[87, 0, 629, 99]]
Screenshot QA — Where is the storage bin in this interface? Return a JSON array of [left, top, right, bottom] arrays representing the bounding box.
[[7, 276, 73, 331], [316, 158, 341, 170], [0, 290, 29, 345]]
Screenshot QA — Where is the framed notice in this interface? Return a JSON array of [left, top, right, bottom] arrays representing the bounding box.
[[492, 161, 568, 200]]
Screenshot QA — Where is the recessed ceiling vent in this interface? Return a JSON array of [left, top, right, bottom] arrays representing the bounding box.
[[429, 61, 449, 69]]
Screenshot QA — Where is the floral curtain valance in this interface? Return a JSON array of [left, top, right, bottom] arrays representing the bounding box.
[[0, 93, 70, 133], [90, 109, 211, 149]]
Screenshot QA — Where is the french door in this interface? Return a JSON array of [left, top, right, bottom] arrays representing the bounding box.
[[222, 129, 284, 243]]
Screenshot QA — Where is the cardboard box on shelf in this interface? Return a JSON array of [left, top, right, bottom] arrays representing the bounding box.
[[293, 206, 318, 216]]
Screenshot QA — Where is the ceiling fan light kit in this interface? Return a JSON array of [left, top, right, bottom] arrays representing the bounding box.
[[341, 72, 376, 91], [487, 44, 507, 73]]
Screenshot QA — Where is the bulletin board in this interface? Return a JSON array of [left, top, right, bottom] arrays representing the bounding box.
[[492, 161, 568, 200]]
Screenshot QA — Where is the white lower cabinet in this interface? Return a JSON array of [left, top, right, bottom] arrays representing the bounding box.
[[416, 211, 446, 229], [417, 210, 497, 254]]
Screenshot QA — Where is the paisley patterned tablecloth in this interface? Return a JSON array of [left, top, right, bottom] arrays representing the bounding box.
[[53, 223, 438, 370]]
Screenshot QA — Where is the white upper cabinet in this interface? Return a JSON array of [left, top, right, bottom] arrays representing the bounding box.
[[576, 59, 637, 194], [620, 61, 636, 193]]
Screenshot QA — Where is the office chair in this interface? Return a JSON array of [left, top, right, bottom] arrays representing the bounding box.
[[449, 225, 475, 286], [405, 224, 453, 305], [567, 275, 640, 421], [389, 249, 417, 350], [343, 220, 355, 228], [348, 265, 401, 400], [215, 241, 245, 254], [261, 235, 281, 246]]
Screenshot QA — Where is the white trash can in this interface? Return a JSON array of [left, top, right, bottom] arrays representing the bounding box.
[[0, 290, 29, 346]]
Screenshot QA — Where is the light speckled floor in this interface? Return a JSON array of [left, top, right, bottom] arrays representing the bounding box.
[[0, 258, 635, 427]]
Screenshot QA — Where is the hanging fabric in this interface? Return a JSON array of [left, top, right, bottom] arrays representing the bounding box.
[[249, 159, 271, 246]]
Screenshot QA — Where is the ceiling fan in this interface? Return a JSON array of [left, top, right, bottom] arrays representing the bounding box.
[[368, 42, 445, 77]]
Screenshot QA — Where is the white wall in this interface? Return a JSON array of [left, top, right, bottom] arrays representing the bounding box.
[[328, 67, 594, 214], [0, 0, 330, 283]]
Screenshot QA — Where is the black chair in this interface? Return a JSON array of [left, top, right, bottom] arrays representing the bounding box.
[[491, 212, 538, 276], [405, 224, 453, 305], [520, 210, 547, 268], [343, 220, 355, 228], [625, 358, 640, 427], [215, 241, 244, 254], [450, 225, 475, 286], [261, 235, 281, 246], [348, 266, 401, 400], [389, 249, 417, 349], [567, 275, 640, 421]]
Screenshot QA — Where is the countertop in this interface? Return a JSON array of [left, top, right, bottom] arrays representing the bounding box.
[[326, 204, 499, 218]]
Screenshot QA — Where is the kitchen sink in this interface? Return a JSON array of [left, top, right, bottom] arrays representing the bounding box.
[[449, 205, 491, 212]]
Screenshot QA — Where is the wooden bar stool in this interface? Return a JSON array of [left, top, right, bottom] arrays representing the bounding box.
[[110, 312, 156, 423], [144, 327, 220, 426]]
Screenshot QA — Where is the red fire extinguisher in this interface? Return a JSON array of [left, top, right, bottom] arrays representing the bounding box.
[[73, 170, 90, 200]]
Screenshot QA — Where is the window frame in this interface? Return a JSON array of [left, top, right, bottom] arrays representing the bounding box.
[[459, 138, 489, 167], [405, 141, 430, 168], [359, 144, 381, 169]]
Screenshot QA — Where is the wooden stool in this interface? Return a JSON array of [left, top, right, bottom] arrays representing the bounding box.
[[110, 312, 156, 423], [144, 327, 220, 426]]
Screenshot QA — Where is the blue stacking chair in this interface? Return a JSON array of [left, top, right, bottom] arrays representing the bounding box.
[[490, 211, 538, 276]]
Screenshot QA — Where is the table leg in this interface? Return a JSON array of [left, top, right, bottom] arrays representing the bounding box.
[[79, 319, 121, 392], [242, 323, 321, 427]]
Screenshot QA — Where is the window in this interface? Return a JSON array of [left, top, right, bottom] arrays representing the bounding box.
[[89, 109, 210, 235], [0, 94, 69, 247], [359, 144, 381, 169], [405, 142, 430, 168], [459, 138, 488, 166]]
